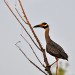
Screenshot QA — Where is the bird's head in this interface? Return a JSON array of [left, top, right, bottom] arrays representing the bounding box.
[[33, 22, 49, 29]]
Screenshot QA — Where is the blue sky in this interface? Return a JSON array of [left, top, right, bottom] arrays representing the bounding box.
[[0, 0, 75, 75]]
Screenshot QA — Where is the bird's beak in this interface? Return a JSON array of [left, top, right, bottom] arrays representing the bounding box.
[[33, 25, 41, 28]]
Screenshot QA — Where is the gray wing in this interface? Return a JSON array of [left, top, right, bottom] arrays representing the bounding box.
[[46, 40, 68, 60], [46, 43, 60, 55]]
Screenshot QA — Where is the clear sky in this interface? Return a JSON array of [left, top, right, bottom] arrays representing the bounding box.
[[0, 0, 75, 75]]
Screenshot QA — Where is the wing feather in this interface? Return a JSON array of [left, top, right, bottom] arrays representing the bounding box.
[[46, 40, 68, 60]]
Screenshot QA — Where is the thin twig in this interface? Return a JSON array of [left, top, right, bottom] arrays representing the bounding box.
[[15, 8, 27, 24], [15, 42, 47, 75], [20, 34, 45, 68], [15, 6, 41, 51]]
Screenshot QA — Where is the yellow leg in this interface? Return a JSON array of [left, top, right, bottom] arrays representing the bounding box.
[[56, 58, 58, 75]]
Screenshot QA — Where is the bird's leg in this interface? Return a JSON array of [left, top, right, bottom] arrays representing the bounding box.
[[56, 58, 58, 75]]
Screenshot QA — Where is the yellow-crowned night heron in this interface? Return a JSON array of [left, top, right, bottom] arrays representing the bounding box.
[[33, 22, 68, 74]]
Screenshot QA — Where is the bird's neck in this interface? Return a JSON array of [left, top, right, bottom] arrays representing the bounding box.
[[45, 27, 51, 44]]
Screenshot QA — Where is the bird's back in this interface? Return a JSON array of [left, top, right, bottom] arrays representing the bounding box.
[[46, 40, 68, 60]]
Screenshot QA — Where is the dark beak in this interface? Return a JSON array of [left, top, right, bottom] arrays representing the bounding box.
[[33, 25, 40, 28]]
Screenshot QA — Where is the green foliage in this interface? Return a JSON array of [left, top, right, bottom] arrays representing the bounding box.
[[52, 67, 65, 75], [52, 62, 69, 75]]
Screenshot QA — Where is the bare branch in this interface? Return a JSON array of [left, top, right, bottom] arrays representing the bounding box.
[[4, 0, 40, 50], [18, 0, 30, 24], [18, 0, 43, 51], [20, 34, 45, 68], [15, 42, 47, 75]]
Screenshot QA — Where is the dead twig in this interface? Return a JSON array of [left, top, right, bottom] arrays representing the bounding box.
[[20, 34, 45, 68], [15, 42, 47, 75], [15, 8, 27, 24]]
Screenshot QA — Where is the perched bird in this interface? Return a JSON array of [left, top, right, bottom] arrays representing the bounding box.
[[33, 22, 68, 74]]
